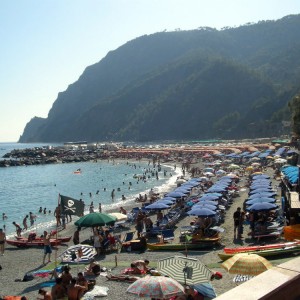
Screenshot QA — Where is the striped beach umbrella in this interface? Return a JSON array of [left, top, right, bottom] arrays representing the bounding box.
[[221, 253, 272, 276], [158, 256, 212, 285]]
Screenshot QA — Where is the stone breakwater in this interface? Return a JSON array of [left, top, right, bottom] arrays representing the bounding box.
[[0, 142, 273, 167]]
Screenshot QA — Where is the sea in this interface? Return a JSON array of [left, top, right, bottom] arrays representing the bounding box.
[[0, 142, 182, 238]]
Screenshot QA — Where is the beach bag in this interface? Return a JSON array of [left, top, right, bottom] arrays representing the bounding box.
[[22, 273, 34, 282]]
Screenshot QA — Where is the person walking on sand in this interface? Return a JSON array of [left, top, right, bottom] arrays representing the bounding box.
[[233, 207, 241, 239], [0, 228, 6, 255], [42, 230, 52, 264]]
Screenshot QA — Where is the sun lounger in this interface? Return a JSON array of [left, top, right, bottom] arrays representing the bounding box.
[[157, 229, 175, 242]]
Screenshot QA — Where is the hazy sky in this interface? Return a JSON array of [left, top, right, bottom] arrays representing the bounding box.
[[1, 0, 300, 142]]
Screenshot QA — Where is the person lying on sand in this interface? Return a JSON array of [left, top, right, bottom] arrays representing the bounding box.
[[106, 274, 138, 282], [84, 258, 101, 276]]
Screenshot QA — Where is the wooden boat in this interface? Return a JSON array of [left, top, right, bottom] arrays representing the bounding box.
[[16, 235, 72, 243], [224, 240, 300, 254], [218, 245, 300, 261], [147, 238, 220, 251], [6, 239, 62, 248]]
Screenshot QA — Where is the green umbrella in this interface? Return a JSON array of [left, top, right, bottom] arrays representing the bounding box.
[[74, 212, 116, 227]]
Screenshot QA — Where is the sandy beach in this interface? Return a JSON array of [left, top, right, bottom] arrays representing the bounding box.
[[0, 154, 288, 299]]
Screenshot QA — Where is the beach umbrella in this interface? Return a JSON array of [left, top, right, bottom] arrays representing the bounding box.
[[196, 200, 218, 206], [251, 162, 261, 167], [166, 191, 186, 198], [248, 192, 276, 199], [174, 188, 190, 194], [145, 202, 170, 210], [252, 174, 270, 179], [198, 194, 219, 201], [192, 283, 217, 299], [126, 275, 184, 298], [198, 176, 209, 181], [250, 157, 261, 162], [108, 212, 128, 221], [207, 186, 227, 193], [216, 170, 226, 175], [203, 167, 215, 173], [249, 188, 274, 195], [158, 256, 212, 285], [228, 164, 241, 170], [207, 192, 223, 197], [187, 208, 216, 217], [226, 173, 239, 178], [245, 197, 276, 205], [74, 212, 116, 227], [161, 196, 177, 201], [247, 202, 278, 212], [221, 253, 272, 276], [156, 199, 175, 205], [203, 172, 215, 177], [191, 204, 217, 211], [59, 244, 97, 264]]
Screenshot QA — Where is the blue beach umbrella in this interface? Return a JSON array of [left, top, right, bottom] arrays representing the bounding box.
[[195, 200, 218, 206], [174, 188, 190, 194], [192, 204, 217, 211], [156, 199, 175, 205], [252, 174, 270, 179], [187, 208, 216, 217], [207, 193, 223, 198], [248, 192, 276, 199], [161, 197, 177, 202], [198, 194, 220, 201], [166, 192, 187, 198], [247, 202, 278, 212], [207, 186, 227, 193], [246, 198, 276, 205], [145, 202, 170, 210], [249, 188, 273, 195]]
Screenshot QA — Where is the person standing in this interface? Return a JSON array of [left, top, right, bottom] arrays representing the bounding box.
[[73, 227, 81, 245], [23, 215, 29, 231], [111, 189, 115, 201], [233, 207, 241, 239], [54, 206, 61, 226], [29, 212, 36, 227], [42, 231, 52, 265], [0, 228, 6, 255], [12, 222, 22, 237]]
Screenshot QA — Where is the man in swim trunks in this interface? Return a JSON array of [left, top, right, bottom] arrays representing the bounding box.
[[42, 230, 52, 265], [0, 228, 6, 255]]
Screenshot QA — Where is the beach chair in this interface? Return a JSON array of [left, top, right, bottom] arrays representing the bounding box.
[[157, 229, 175, 243], [121, 231, 136, 252]]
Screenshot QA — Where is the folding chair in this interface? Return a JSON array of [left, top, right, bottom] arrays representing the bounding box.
[[157, 229, 175, 243], [121, 231, 136, 252]]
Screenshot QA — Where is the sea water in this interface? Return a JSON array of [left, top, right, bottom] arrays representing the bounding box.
[[0, 143, 181, 237]]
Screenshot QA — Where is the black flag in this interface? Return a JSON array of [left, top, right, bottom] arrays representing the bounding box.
[[60, 195, 84, 217]]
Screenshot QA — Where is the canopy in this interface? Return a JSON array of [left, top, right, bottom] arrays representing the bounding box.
[[74, 212, 116, 227]]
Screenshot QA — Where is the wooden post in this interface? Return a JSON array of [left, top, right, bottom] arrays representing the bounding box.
[[115, 255, 118, 267]]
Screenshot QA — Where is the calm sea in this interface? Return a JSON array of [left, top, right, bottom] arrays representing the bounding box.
[[0, 143, 181, 237]]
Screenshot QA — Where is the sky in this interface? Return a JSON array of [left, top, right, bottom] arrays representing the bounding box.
[[1, 0, 300, 142]]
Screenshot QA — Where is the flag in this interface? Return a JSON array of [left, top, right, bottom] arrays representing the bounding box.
[[60, 195, 84, 217], [185, 235, 193, 242]]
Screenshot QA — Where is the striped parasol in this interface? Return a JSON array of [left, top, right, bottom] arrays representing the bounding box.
[[221, 253, 272, 276], [158, 256, 212, 285]]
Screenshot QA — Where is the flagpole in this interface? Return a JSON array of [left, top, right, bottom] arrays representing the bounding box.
[[55, 193, 60, 268]]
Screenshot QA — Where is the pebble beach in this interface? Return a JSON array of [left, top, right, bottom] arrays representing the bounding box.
[[0, 147, 290, 299]]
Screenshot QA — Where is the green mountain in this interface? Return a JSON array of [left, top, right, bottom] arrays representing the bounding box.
[[19, 14, 300, 143]]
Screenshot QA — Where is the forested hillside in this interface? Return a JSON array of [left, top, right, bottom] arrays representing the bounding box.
[[19, 14, 300, 142]]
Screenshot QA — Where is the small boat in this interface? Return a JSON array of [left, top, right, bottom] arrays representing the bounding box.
[[6, 238, 62, 248], [16, 235, 72, 243], [218, 245, 300, 261], [147, 238, 220, 251], [223, 240, 300, 254]]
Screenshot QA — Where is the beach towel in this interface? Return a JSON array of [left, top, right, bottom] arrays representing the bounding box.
[[82, 286, 109, 299]]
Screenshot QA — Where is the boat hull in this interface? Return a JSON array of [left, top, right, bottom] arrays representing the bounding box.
[[16, 236, 72, 243], [218, 246, 300, 261], [224, 241, 300, 254], [147, 241, 219, 251], [7, 239, 62, 248]]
